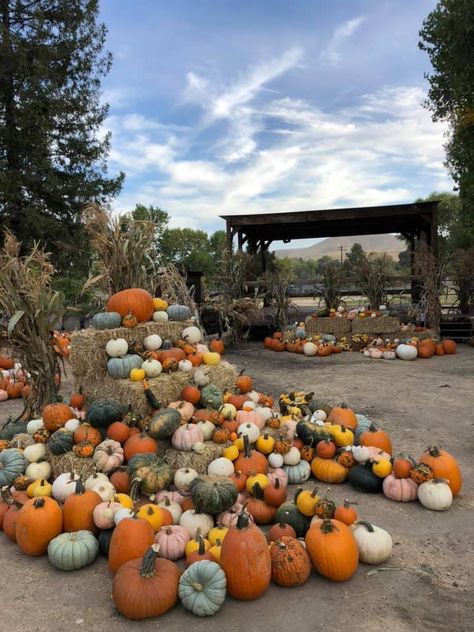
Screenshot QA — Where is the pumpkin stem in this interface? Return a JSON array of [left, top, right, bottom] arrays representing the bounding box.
[[242, 433, 251, 459], [273, 478, 280, 490], [355, 520, 375, 532], [311, 487, 319, 498], [192, 582, 204, 592], [140, 545, 159, 577], [320, 519, 339, 534], [129, 478, 142, 502], [197, 535, 206, 555], [236, 510, 251, 530], [33, 497, 46, 509], [74, 478, 85, 495], [343, 498, 358, 508], [427, 446, 441, 457], [252, 482, 264, 500], [368, 423, 378, 432], [164, 526, 173, 535]]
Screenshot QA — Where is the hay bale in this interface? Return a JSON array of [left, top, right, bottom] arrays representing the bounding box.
[[81, 362, 237, 419], [305, 318, 351, 335], [70, 320, 193, 385], [351, 316, 400, 334], [47, 450, 97, 480], [163, 442, 225, 474]]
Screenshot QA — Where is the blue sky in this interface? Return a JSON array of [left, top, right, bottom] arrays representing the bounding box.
[[99, 0, 451, 245]]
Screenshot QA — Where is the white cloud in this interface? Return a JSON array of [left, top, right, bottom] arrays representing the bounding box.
[[321, 16, 366, 65]]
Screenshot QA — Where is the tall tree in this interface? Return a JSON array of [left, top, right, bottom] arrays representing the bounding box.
[[160, 227, 214, 275], [0, 0, 124, 272], [343, 242, 366, 271], [419, 0, 474, 243]]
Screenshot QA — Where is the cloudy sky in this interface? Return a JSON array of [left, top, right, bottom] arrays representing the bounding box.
[[99, 0, 452, 245]]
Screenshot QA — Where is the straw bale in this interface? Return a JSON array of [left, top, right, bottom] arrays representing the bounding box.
[[47, 450, 97, 480], [305, 317, 351, 335], [162, 442, 226, 474], [351, 316, 400, 334]]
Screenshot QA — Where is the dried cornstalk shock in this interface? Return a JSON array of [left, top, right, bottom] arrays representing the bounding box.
[[353, 254, 391, 310], [451, 246, 474, 316], [0, 231, 64, 418], [320, 261, 345, 310], [262, 267, 297, 331], [412, 242, 445, 331], [155, 263, 201, 328]]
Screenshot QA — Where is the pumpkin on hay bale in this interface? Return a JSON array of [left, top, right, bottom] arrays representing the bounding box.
[[163, 442, 228, 474]]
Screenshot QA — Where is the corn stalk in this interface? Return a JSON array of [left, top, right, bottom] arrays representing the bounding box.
[[353, 254, 391, 309], [320, 261, 345, 310]]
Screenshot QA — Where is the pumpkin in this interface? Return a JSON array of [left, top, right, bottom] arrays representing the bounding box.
[[148, 407, 182, 440], [105, 337, 129, 358], [126, 453, 174, 495], [296, 487, 320, 517], [123, 432, 158, 461], [234, 435, 268, 476], [310, 457, 347, 483], [167, 304, 191, 321], [179, 509, 214, 538], [107, 355, 144, 379], [410, 463, 434, 484], [392, 456, 415, 479], [154, 525, 190, 560], [15, 497, 63, 556], [93, 501, 122, 530], [328, 402, 358, 430], [136, 504, 168, 531], [207, 457, 235, 477], [334, 498, 358, 525], [216, 503, 254, 528], [107, 422, 131, 444], [382, 473, 418, 502], [156, 496, 182, 524], [418, 446, 462, 496], [275, 499, 311, 538], [106, 288, 154, 322], [97, 529, 114, 556], [73, 423, 102, 447], [64, 418, 81, 433], [267, 522, 296, 542], [93, 439, 124, 473], [200, 384, 224, 409], [296, 419, 331, 446], [352, 520, 392, 564], [27, 479, 52, 498], [396, 344, 418, 360], [112, 544, 180, 619], [48, 429, 74, 455], [263, 478, 287, 507], [417, 478, 453, 511], [87, 398, 125, 428], [246, 483, 276, 525], [268, 452, 284, 468], [283, 460, 311, 484], [305, 519, 359, 581], [190, 475, 238, 515], [171, 424, 204, 451], [48, 530, 99, 571], [0, 449, 26, 487], [359, 423, 392, 455], [62, 479, 102, 533], [228, 470, 247, 492], [220, 511, 271, 600], [153, 310, 169, 322], [235, 373, 253, 394], [442, 339, 456, 354], [418, 339, 435, 358], [237, 421, 260, 444], [108, 515, 156, 574], [269, 536, 311, 587], [208, 524, 228, 545], [153, 297, 168, 311], [52, 471, 80, 503], [348, 463, 383, 493], [42, 403, 74, 432], [90, 311, 122, 330], [26, 419, 44, 435], [174, 467, 199, 493], [141, 359, 162, 378], [179, 560, 226, 616]]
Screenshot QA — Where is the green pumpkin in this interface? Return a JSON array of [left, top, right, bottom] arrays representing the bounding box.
[[47, 530, 99, 571], [0, 448, 26, 486], [0, 419, 28, 440], [126, 453, 174, 495], [167, 304, 191, 322], [90, 312, 122, 330], [355, 414, 372, 441], [189, 475, 238, 515], [275, 498, 311, 538], [107, 354, 143, 379], [179, 560, 226, 616], [200, 384, 223, 410], [48, 429, 74, 455], [148, 408, 181, 440], [348, 463, 383, 493], [98, 529, 114, 557], [283, 460, 311, 484], [296, 420, 331, 446], [87, 398, 125, 428]]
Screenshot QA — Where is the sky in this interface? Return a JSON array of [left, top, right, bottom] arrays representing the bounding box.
[[99, 0, 452, 247]]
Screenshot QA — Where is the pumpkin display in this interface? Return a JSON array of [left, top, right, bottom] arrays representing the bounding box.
[[112, 544, 180, 619], [106, 288, 154, 322], [305, 518, 359, 581], [15, 497, 63, 556], [269, 536, 311, 587], [418, 446, 462, 496], [383, 473, 418, 502], [179, 560, 226, 616], [48, 530, 99, 571], [352, 520, 392, 564], [417, 478, 453, 511], [149, 407, 182, 440], [42, 403, 74, 432], [87, 398, 125, 428], [189, 475, 238, 515], [126, 453, 173, 495], [0, 449, 26, 487]]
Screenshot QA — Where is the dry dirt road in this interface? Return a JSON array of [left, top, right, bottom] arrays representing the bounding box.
[[1, 343, 473, 632]]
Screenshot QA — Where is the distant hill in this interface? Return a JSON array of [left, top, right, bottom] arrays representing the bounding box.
[[274, 234, 404, 261]]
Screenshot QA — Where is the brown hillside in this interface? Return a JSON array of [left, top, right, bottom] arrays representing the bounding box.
[[274, 234, 404, 261]]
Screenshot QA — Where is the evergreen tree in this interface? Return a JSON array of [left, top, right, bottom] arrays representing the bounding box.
[[0, 0, 124, 272]]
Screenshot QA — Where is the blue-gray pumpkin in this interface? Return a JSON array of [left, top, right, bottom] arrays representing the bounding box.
[[47, 530, 99, 571], [107, 354, 143, 379], [189, 475, 238, 514], [0, 448, 26, 486], [87, 398, 125, 428], [90, 312, 122, 330], [167, 304, 191, 322], [283, 460, 311, 484], [179, 560, 226, 616], [355, 414, 372, 441], [200, 384, 223, 409]]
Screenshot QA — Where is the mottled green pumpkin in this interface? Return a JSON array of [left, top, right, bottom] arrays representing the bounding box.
[[179, 560, 226, 616], [200, 384, 223, 410], [0, 419, 28, 441], [90, 312, 122, 330], [48, 429, 75, 455], [296, 420, 331, 446], [275, 498, 311, 538], [47, 530, 99, 571], [126, 453, 174, 495], [148, 408, 181, 440], [87, 398, 125, 428], [107, 354, 144, 379], [189, 475, 238, 515], [0, 448, 26, 486], [283, 460, 311, 484]]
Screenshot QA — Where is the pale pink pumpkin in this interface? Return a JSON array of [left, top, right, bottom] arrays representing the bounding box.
[[93, 501, 123, 529], [366, 446, 391, 461], [155, 490, 185, 505], [236, 410, 265, 430], [168, 400, 195, 422], [217, 503, 255, 528], [280, 419, 298, 440], [154, 524, 190, 560], [171, 424, 204, 451], [383, 473, 418, 502], [267, 467, 288, 488]]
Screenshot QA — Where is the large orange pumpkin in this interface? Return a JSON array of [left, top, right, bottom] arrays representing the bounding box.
[[106, 288, 154, 323], [123, 432, 158, 461], [418, 446, 462, 496], [305, 518, 359, 581], [62, 480, 102, 533], [42, 403, 74, 432], [15, 497, 63, 556], [108, 516, 156, 574], [359, 423, 393, 455], [442, 339, 457, 354], [328, 403, 358, 430], [269, 536, 311, 587], [418, 339, 435, 358]]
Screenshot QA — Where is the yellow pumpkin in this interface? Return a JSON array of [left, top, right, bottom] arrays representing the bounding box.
[[136, 503, 165, 531], [296, 487, 320, 516], [27, 479, 52, 498], [209, 539, 222, 562], [246, 473, 269, 494], [256, 434, 275, 455], [153, 297, 168, 311], [185, 536, 211, 557], [129, 368, 145, 382], [220, 403, 237, 420], [113, 493, 133, 509], [372, 458, 392, 478], [223, 445, 239, 461], [331, 425, 354, 448], [208, 525, 228, 546], [233, 436, 245, 451], [202, 352, 221, 366]]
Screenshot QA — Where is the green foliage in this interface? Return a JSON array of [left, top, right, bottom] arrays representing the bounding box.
[[0, 0, 123, 271], [343, 243, 366, 271]]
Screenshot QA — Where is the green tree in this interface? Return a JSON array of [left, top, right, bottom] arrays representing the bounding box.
[[209, 230, 227, 261], [160, 227, 214, 275], [343, 242, 366, 271], [419, 1, 474, 240], [0, 0, 124, 272], [131, 204, 169, 266]]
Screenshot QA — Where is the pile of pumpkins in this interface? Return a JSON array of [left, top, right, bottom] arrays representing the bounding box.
[[264, 332, 343, 356], [0, 372, 462, 620], [0, 357, 30, 403], [105, 325, 224, 382], [363, 337, 457, 361], [310, 305, 389, 320]]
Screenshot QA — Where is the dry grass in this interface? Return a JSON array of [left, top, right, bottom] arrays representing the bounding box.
[[353, 254, 391, 309], [262, 268, 297, 330], [412, 242, 443, 330], [0, 231, 64, 417], [320, 262, 345, 310]]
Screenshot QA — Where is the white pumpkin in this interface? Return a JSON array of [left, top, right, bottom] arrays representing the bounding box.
[[268, 452, 284, 468], [370, 348, 383, 359], [237, 422, 260, 444], [363, 349, 371, 357], [174, 467, 199, 493], [105, 338, 128, 358], [179, 509, 214, 538], [241, 400, 257, 411], [157, 497, 182, 524], [382, 350, 396, 360], [196, 420, 215, 441], [26, 461, 51, 481], [84, 472, 110, 491], [182, 326, 201, 344], [352, 521, 393, 564], [64, 418, 81, 433], [52, 472, 80, 503], [417, 479, 453, 511], [220, 403, 237, 420], [282, 446, 301, 466], [312, 409, 327, 422], [352, 445, 371, 463], [114, 507, 134, 524], [153, 310, 169, 322], [26, 418, 44, 435], [208, 457, 234, 477], [254, 406, 273, 422], [23, 443, 47, 463], [141, 359, 162, 378], [396, 344, 418, 360], [247, 391, 260, 404], [192, 442, 206, 454], [91, 480, 116, 502], [178, 359, 193, 372], [143, 334, 162, 351], [303, 342, 318, 356], [193, 368, 210, 387]]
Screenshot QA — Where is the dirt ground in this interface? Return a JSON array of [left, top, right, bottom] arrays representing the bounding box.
[[1, 343, 473, 632]]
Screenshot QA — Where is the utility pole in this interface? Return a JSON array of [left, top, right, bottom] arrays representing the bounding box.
[[339, 244, 346, 264]]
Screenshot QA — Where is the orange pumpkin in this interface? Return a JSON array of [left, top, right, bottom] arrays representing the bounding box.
[[209, 339, 225, 355], [108, 516, 156, 574], [234, 436, 268, 476], [42, 403, 73, 432], [107, 422, 132, 444], [62, 480, 102, 533], [392, 456, 414, 479], [181, 385, 201, 405], [442, 339, 456, 354], [305, 518, 358, 581], [418, 446, 462, 496], [15, 497, 63, 556], [236, 374, 252, 394], [359, 423, 392, 455], [334, 499, 358, 526], [328, 403, 358, 430], [418, 339, 435, 358], [73, 423, 102, 447], [269, 536, 311, 587], [435, 342, 445, 356], [123, 433, 158, 461], [106, 288, 154, 323]]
